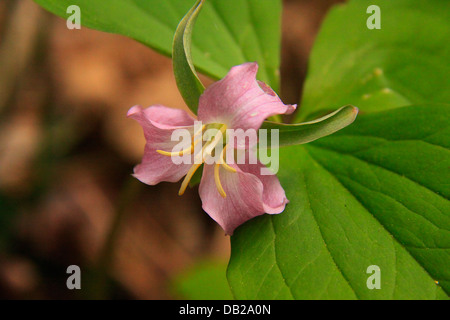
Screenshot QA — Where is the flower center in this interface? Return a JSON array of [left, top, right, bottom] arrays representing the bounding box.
[[156, 123, 236, 198]]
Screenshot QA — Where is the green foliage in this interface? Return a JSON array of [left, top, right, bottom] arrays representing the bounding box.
[[228, 104, 450, 299], [34, 0, 450, 299], [172, 0, 205, 113], [171, 260, 234, 299], [227, 0, 450, 299], [261, 105, 358, 147], [296, 0, 450, 121], [34, 0, 282, 91]]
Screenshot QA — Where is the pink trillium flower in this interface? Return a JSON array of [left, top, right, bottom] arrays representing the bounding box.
[[128, 62, 296, 235]]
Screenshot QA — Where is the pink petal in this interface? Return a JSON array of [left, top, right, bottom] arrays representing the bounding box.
[[199, 161, 288, 235], [197, 62, 296, 131], [127, 105, 196, 185], [236, 160, 289, 214]]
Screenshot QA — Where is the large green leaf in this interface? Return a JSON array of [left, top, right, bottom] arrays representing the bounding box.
[[261, 105, 358, 147], [228, 104, 450, 299], [34, 0, 282, 91], [296, 0, 450, 121], [171, 260, 233, 299], [172, 0, 205, 113]]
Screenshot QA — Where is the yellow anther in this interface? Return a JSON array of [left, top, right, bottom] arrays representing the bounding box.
[[214, 164, 227, 198], [178, 163, 202, 196], [156, 144, 193, 157]]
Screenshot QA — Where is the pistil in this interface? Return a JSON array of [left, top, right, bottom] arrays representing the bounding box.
[[157, 123, 236, 197]]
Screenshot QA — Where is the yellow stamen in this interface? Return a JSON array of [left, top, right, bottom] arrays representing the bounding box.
[[204, 124, 227, 156], [156, 145, 192, 157], [157, 125, 204, 157], [192, 124, 226, 164], [157, 123, 237, 198], [157, 137, 203, 157], [219, 145, 236, 173], [193, 138, 208, 164], [178, 163, 202, 196], [214, 164, 227, 198], [193, 124, 206, 140], [222, 162, 237, 173]]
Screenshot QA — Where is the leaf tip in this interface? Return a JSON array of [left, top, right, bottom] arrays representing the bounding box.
[[348, 105, 359, 122]]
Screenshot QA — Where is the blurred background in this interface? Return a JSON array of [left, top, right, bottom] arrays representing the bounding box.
[[0, 0, 344, 299]]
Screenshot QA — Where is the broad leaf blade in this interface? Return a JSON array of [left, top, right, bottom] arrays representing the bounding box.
[[296, 0, 450, 121], [171, 260, 233, 299], [228, 104, 450, 299], [173, 0, 205, 113], [33, 0, 282, 91], [261, 105, 358, 147]]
